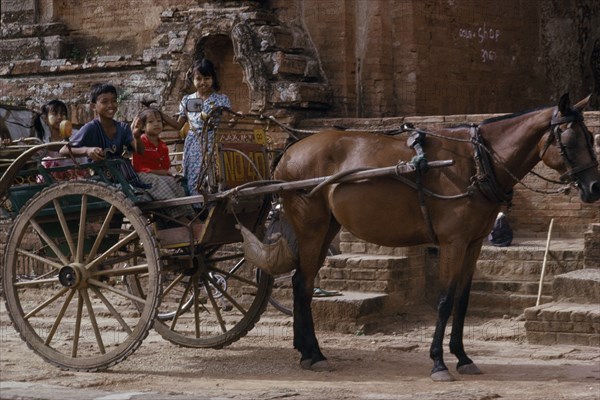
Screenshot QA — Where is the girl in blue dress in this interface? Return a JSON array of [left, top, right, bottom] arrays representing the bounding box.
[[162, 59, 231, 197]]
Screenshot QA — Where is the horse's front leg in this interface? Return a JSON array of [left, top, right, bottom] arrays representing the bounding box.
[[449, 240, 484, 375]]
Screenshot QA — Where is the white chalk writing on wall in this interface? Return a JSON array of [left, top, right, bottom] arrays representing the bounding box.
[[458, 23, 501, 63]]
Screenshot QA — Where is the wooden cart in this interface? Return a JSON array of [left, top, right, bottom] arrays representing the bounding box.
[[0, 106, 452, 371]]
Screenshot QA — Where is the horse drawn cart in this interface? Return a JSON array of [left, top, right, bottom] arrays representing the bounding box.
[[0, 105, 452, 372]]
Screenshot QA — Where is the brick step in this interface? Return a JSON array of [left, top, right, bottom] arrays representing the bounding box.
[[475, 239, 584, 281], [524, 302, 600, 346], [312, 291, 390, 334], [552, 268, 600, 303], [469, 291, 551, 317], [320, 254, 421, 295], [471, 279, 552, 295]]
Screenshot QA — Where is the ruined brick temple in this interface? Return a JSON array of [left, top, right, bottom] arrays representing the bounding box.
[[1, 0, 599, 340]]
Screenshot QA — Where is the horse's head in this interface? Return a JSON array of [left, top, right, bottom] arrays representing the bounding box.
[[539, 93, 600, 203]]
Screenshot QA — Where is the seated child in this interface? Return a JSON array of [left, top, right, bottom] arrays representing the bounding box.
[[59, 83, 147, 188], [132, 108, 195, 221], [35, 99, 88, 182]]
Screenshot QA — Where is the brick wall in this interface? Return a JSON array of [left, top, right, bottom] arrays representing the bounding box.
[[292, 0, 598, 117]]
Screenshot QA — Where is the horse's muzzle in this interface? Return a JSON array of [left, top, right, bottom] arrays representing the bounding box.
[[580, 179, 600, 203]]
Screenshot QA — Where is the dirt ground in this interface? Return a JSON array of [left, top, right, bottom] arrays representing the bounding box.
[[1, 300, 599, 400]]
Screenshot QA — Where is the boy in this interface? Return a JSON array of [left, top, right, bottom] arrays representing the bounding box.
[[60, 83, 144, 162]]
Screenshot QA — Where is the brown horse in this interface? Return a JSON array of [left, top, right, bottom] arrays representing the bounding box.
[[273, 94, 599, 381]]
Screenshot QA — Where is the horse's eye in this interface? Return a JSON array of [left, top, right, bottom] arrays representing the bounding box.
[[560, 129, 578, 148]]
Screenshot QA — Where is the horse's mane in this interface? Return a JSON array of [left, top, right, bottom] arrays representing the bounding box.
[[480, 105, 549, 125]]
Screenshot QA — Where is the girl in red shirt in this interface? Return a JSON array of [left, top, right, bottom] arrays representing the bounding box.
[[132, 108, 194, 222]]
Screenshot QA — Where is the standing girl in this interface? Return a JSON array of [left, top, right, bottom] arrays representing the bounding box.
[[162, 58, 231, 196]]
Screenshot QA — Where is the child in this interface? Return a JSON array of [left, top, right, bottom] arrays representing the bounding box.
[[59, 83, 146, 187], [35, 100, 88, 181], [132, 108, 194, 220], [161, 58, 231, 196], [34, 99, 68, 143]]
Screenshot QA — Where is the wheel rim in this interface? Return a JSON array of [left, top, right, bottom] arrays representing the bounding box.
[[134, 245, 272, 348], [2, 181, 161, 371]]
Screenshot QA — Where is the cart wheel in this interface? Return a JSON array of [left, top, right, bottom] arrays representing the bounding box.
[[131, 246, 272, 348], [2, 181, 161, 371]]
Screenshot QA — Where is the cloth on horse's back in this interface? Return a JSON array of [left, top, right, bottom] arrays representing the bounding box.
[[487, 212, 513, 247], [238, 214, 297, 275]]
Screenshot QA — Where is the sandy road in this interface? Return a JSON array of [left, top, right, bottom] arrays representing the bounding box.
[[1, 301, 599, 400]]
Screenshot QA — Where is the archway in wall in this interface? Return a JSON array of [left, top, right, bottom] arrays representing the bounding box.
[[195, 35, 250, 113]]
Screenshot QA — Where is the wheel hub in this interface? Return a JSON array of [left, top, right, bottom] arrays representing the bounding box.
[[58, 264, 87, 288]]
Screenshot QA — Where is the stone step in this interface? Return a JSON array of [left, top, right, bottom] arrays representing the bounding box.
[[552, 268, 600, 303], [469, 291, 552, 317], [524, 302, 600, 346], [312, 291, 391, 334]]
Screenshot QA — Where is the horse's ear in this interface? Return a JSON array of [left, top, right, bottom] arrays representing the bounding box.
[[573, 94, 591, 112], [558, 93, 571, 114]]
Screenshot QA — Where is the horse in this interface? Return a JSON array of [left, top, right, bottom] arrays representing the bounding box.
[[273, 93, 600, 381]]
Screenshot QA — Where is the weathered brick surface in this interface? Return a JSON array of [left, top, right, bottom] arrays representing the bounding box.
[[584, 224, 600, 269], [525, 302, 600, 346]]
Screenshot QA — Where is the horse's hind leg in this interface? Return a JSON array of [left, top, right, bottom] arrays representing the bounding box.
[[449, 240, 484, 375], [286, 196, 338, 371], [430, 242, 468, 382]]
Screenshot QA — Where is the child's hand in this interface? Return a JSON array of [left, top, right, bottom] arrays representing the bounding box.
[[131, 117, 143, 138], [87, 147, 105, 161]]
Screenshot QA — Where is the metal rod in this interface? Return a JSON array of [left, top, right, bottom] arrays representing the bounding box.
[[215, 159, 455, 200]]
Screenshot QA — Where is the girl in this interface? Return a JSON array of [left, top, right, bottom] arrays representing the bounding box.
[[36, 100, 88, 181], [132, 108, 194, 220], [34, 99, 68, 143], [162, 58, 231, 196]]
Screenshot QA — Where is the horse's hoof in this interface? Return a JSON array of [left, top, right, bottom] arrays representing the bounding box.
[[300, 359, 312, 370], [300, 359, 334, 372], [311, 360, 334, 372], [431, 370, 455, 382], [457, 363, 482, 375]]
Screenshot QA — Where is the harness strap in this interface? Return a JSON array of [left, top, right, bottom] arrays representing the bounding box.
[[406, 130, 438, 245], [470, 126, 513, 207]]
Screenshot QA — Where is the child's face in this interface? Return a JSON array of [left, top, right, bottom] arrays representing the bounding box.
[[45, 110, 67, 130], [94, 92, 118, 119], [193, 72, 214, 96], [143, 112, 163, 136]]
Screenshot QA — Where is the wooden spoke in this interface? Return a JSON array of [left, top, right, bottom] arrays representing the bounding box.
[[202, 275, 227, 334], [14, 276, 60, 288], [53, 199, 76, 258], [170, 279, 193, 331], [88, 278, 147, 305], [85, 231, 139, 271], [206, 273, 247, 316], [24, 287, 69, 320], [72, 292, 84, 358], [14, 248, 63, 270], [29, 219, 69, 265], [44, 289, 76, 345], [86, 205, 117, 263], [76, 194, 88, 263], [80, 288, 105, 354], [90, 287, 132, 335]]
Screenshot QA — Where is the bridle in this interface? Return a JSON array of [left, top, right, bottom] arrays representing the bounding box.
[[541, 108, 598, 183]]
